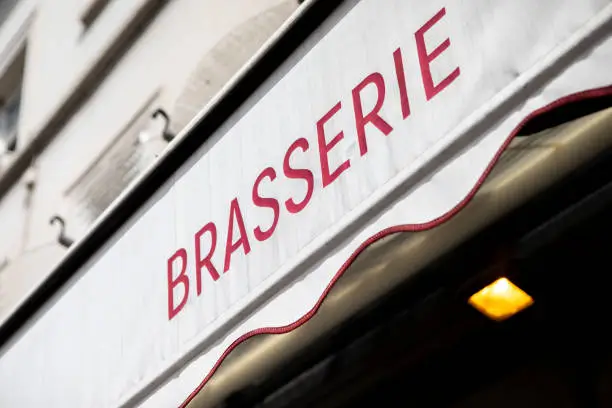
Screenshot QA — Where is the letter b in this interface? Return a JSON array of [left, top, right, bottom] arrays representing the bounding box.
[[167, 248, 189, 320]]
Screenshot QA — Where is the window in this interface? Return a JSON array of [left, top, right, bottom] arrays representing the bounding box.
[[0, 87, 20, 152], [0, 43, 25, 154], [64, 92, 164, 224], [171, 1, 297, 132]]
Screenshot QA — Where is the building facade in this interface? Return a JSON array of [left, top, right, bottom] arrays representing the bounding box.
[[0, 0, 298, 322]]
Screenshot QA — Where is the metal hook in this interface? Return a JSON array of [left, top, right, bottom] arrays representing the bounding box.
[[152, 108, 175, 142], [50, 215, 74, 248]]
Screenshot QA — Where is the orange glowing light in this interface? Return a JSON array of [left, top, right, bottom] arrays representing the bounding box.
[[468, 277, 533, 321]]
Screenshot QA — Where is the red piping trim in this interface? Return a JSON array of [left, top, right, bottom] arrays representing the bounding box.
[[178, 85, 612, 408]]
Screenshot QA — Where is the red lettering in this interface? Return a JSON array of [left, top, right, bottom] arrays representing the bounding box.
[[415, 7, 460, 101], [167, 249, 189, 320], [283, 138, 314, 213], [194, 222, 220, 295], [252, 167, 280, 241], [224, 198, 251, 272], [317, 102, 350, 187], [352, 73, 393, 156], [393, 48, 411, 119]]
